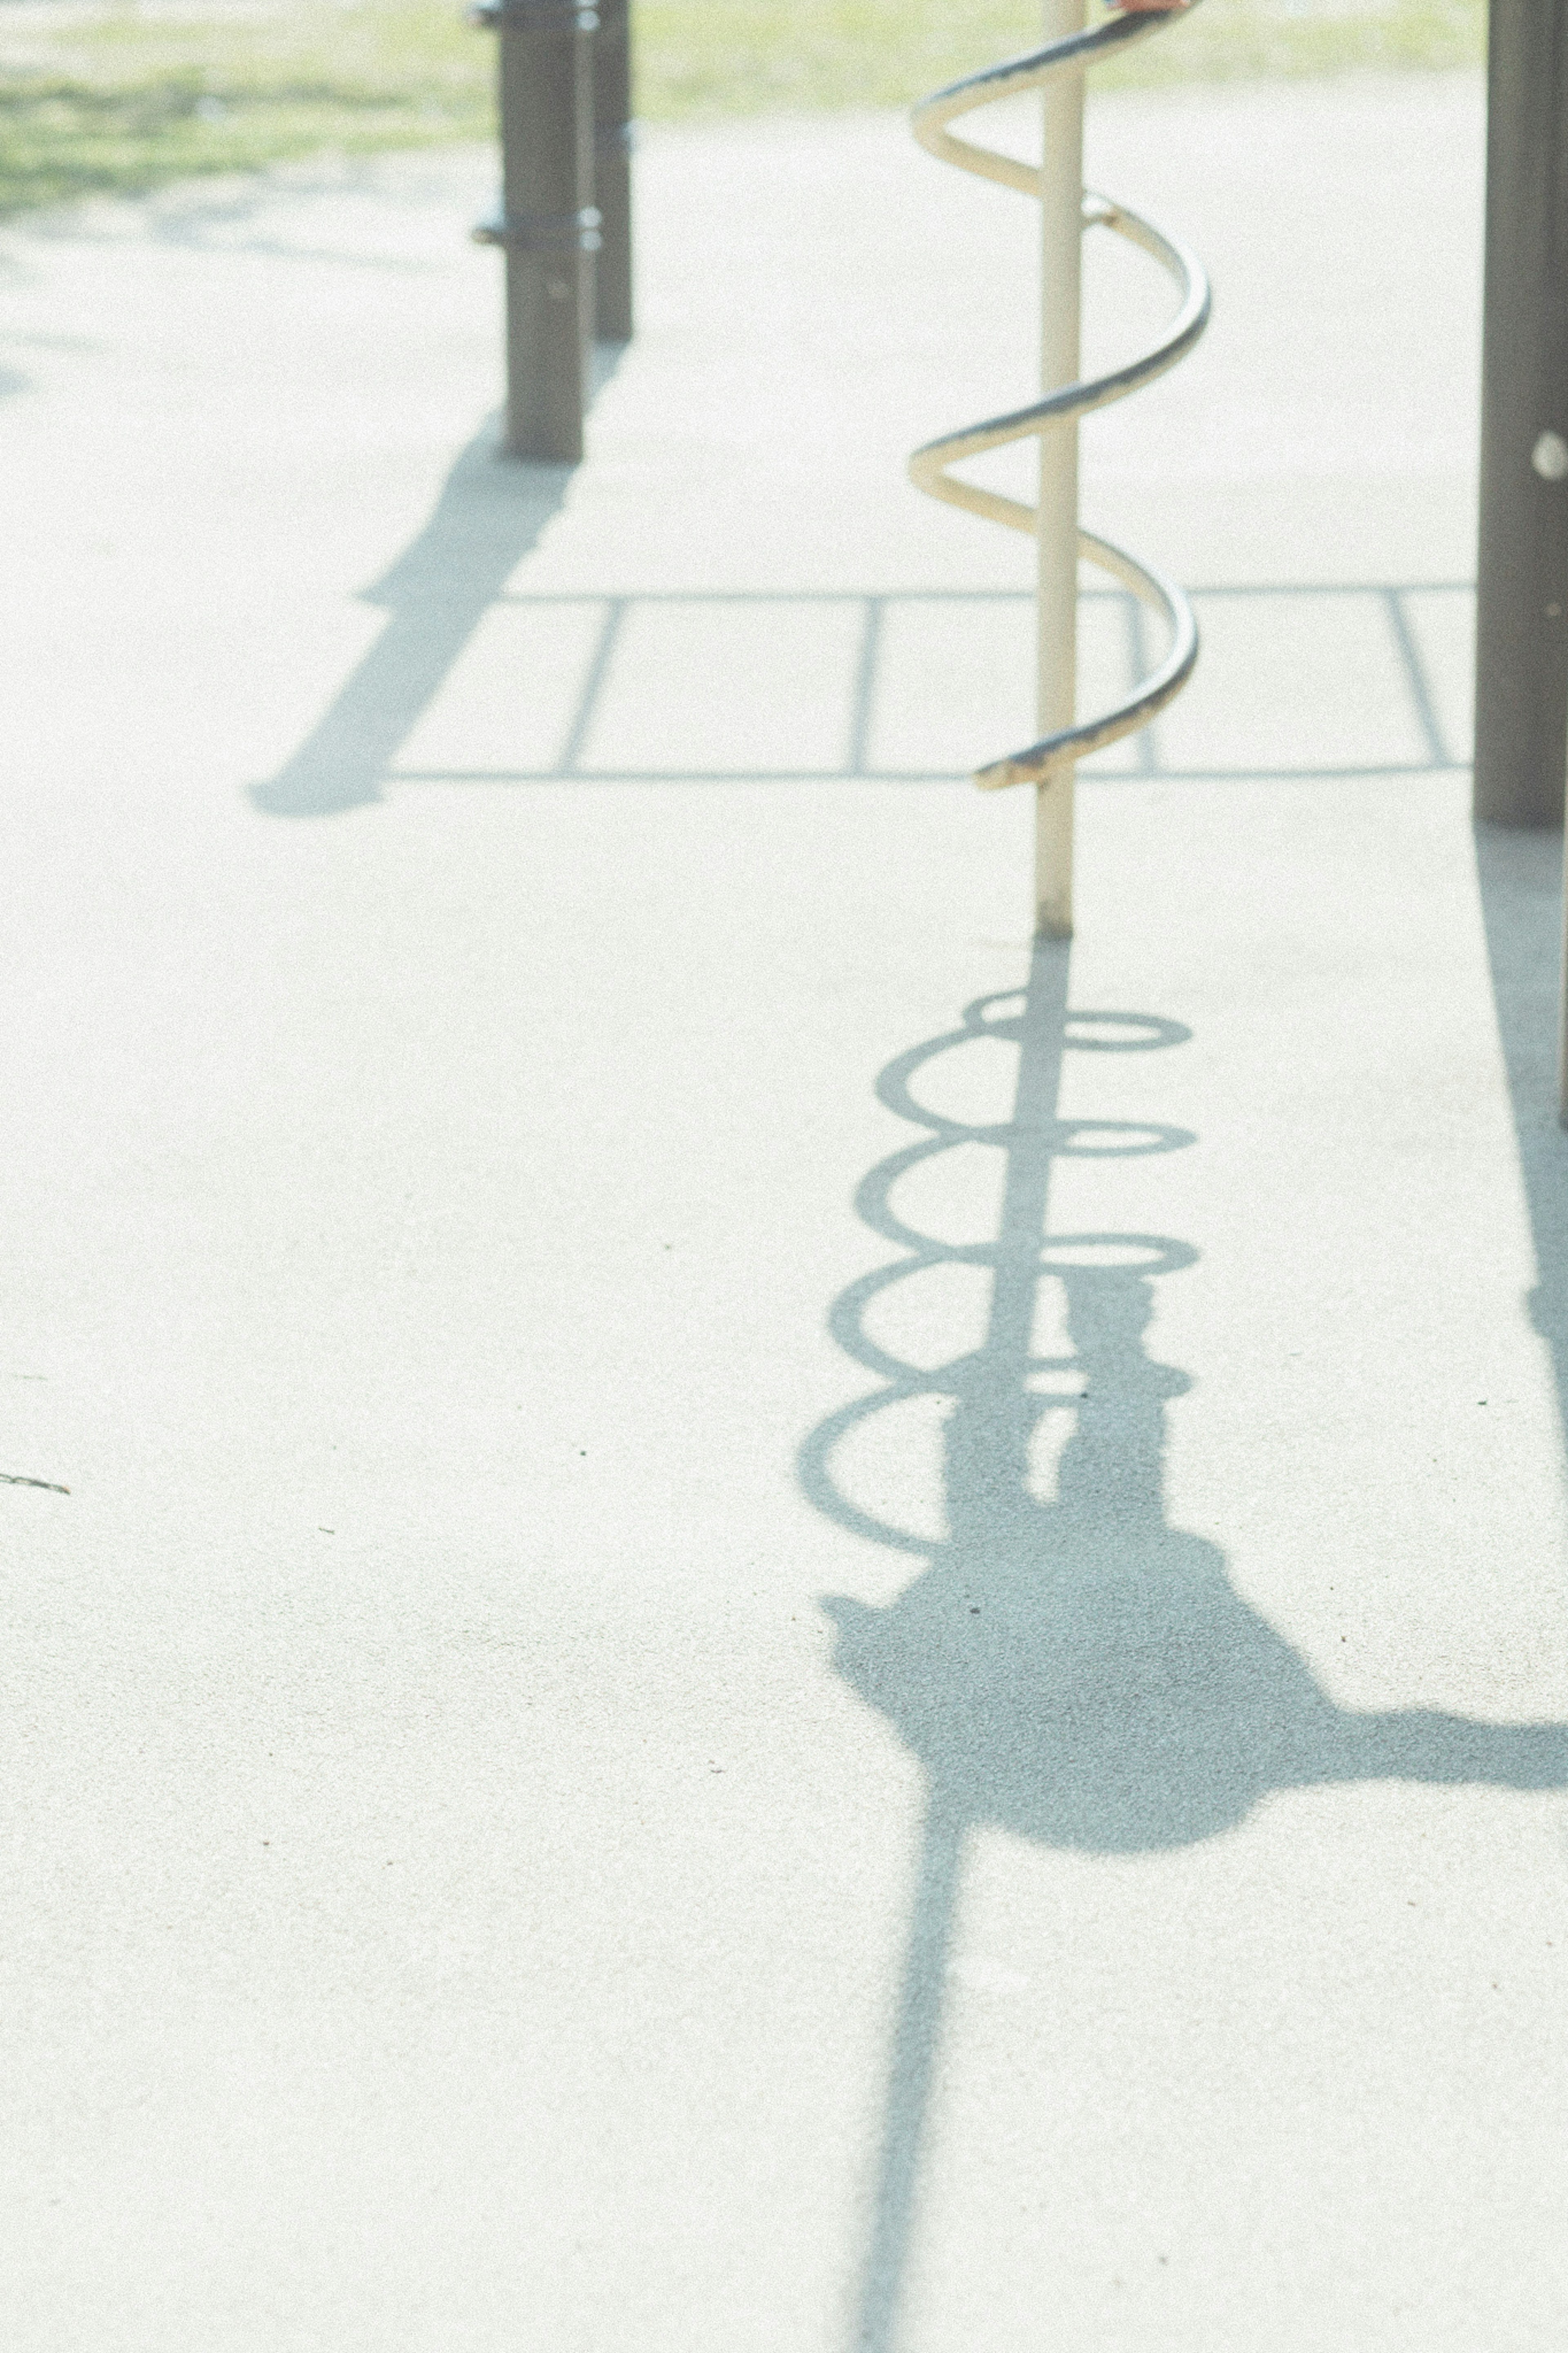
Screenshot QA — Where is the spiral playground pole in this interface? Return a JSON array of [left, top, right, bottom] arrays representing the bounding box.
[[909, 0, 1208, 938]]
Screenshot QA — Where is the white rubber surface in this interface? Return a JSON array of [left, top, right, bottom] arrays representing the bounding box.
[[2, 70, 1566, 2353]]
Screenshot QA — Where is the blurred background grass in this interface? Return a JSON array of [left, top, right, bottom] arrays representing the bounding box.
[[0, 0, 1486, 217]]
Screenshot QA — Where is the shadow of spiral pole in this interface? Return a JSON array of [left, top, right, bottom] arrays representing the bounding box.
[[801, 945, 1199, 2350], [800, 943, 1568, 2350]]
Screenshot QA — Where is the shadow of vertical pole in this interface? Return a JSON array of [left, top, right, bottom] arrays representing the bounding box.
[[251, 427, 571, 817], [1474, 825, 1568, 1406], [844, 598, 882, 778], [856, 1801, 966, 2353], [989, 939, 1068, 1385], [855, 940, 1070, 2353]]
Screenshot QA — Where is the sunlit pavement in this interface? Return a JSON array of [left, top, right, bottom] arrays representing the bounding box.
[[3, 70, 1566, 2353]]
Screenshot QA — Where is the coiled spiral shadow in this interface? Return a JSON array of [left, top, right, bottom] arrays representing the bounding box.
[[801, 948, 1568, 2353], [909, 1, 1209, 789]]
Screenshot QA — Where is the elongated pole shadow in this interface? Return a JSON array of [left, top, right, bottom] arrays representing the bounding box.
[[1474, 824, 1568, 1440], [249, 356, 625, 816], [802, 939, 1568, 2353], [855, 1796, 964, 2347]]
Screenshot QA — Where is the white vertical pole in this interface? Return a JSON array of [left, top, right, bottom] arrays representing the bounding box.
[[1035, 0, 1086, 939]]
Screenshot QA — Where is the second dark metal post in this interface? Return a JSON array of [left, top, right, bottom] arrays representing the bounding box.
[[594, 0, 633, 343], [475, 0, 599, 463], [1474, 0, 1568, 828]]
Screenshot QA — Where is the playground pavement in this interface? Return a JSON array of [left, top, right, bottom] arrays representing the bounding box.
[[4, 65, 1567, 2353]]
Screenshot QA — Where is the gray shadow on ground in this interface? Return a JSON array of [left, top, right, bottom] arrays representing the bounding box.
[[252, 420, 571, 817], [250, 341, 630, 821], [383, 578, 1472, 791], [800, 939, 1568, 2353], [1475, 821, 1568, 1456], [251, 353, 624, 820]]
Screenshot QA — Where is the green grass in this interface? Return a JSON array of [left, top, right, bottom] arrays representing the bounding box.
[[0, 0, 1486, 219], [639, 1, 1486, 116], [0, 4, 493, 214]]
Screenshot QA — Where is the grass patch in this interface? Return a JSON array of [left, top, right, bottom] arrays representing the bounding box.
[[0, 4, 493, 212], [0, 2, 491, 212], [638, 1, 1486, 117], [0, 0, 1486, 219]]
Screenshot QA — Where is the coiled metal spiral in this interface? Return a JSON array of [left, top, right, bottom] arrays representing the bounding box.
[[910, 2, 1209, 791]]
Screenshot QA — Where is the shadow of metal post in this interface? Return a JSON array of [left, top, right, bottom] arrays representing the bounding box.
[[251, 425, 571, 818], [1474, 824, 1568, 1420]]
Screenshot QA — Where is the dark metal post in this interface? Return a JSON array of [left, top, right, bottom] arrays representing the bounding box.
[[593, 0, 633, 343], [1474, 1, 1568, 828], [473, 0, 599, 463]]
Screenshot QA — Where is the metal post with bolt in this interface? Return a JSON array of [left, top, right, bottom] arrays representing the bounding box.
[[1474, 0, 1568, 834], [593, 0, 633, 344], [472, 0, 600, 463]]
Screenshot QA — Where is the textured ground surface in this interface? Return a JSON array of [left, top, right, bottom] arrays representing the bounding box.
[[3, 69, 1567, 2353]]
